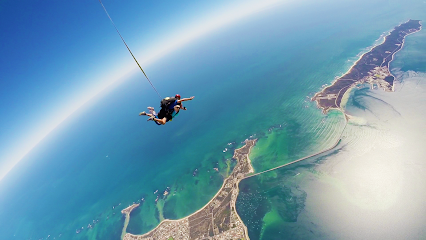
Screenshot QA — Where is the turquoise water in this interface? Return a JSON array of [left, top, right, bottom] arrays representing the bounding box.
[[0, 0, 425, 239], [236, 1, 426, 239]]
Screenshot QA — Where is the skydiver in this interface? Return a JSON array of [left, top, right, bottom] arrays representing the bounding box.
[[139, 95, 194, 125]]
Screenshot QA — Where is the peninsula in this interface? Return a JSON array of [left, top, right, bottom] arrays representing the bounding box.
[[312, 19, 422, 113], [122, 139, 256, 240], [121, 203, 140, 239]]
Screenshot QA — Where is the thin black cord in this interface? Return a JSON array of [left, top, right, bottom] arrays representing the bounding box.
[[98, 0, 162, 99]]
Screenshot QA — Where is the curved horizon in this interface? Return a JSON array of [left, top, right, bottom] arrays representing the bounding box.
[[0, 0, 289, 182]]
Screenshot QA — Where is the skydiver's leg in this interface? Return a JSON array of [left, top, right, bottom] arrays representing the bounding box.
[[140, 110, 165, 125], [153, 117, 167, 125], [139, 112, 158, 122], [140, 112, 154, 117], [147, 107, 156, 115]]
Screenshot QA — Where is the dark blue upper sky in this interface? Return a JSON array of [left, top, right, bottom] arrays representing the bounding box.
[[0, 0, 286, 180]]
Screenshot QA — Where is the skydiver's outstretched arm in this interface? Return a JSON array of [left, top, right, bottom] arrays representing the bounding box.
[[177, 96, 194, 103]]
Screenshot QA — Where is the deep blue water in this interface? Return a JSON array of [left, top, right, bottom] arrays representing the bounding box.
[[0, 0, 425, 239]]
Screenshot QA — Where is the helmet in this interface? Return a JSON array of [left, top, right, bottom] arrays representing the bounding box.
[[175, 94, 181, 99]]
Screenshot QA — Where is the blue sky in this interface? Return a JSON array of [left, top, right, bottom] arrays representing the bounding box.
[[0, 0, 289, 180]]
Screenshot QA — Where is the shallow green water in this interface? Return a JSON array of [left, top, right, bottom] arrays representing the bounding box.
[[0, 0, 425, 239], [236, 1, 426, 239]]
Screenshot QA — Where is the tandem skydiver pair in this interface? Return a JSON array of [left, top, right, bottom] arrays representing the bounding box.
[[99, 2, 195, 126], [139, 94, 194, 125]]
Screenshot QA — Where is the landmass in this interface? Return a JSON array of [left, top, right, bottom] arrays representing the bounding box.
[[121, 203, 141, 239], [312, 19, 422, 113], [121, 139, 256, 240], [115, 19, 423, 240]]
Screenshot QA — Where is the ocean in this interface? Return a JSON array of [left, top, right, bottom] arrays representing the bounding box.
[[0, 0, 425, 239], [235, 1, 426, 239]]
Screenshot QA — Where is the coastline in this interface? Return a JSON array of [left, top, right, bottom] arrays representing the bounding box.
[[245, 150, 255, 175], [122, 139, 257, 240], [121, 203, 140, 239], [119, 19, 423, 240], [235, 147, 254, 240], [388, 22, 423, 92], [311, 25, 391, 113], [312, 20, 422, 114], [122, 114, 347, 240], [338, 87, 353, 111], [244, 113, 347, 180]]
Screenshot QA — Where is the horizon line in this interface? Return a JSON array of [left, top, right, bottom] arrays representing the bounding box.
[[0, 0, 288, 182]]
